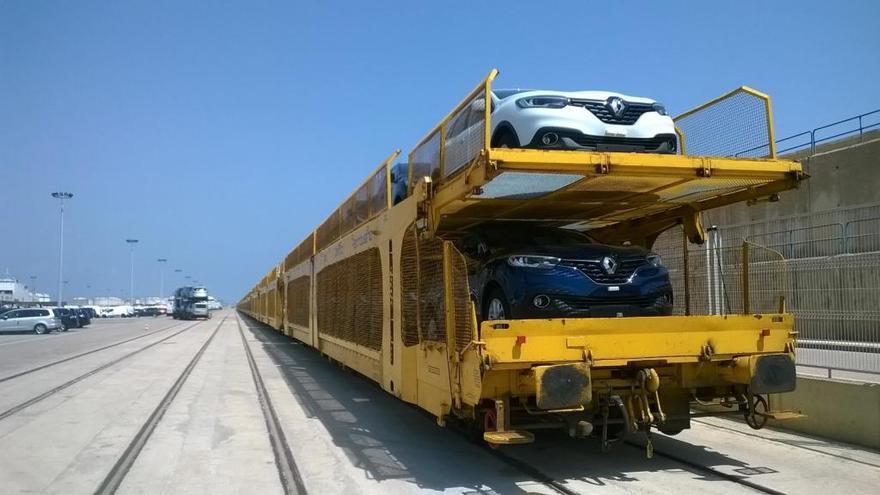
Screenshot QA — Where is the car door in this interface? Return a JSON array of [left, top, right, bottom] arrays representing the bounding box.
[[0, 310, 21, 331], [4, 310, 26, 331], [20, 309, 40, 331]]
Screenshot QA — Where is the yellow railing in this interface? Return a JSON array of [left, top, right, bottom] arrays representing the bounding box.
[[311, 150, 399, 253], [407, 69, 498, 189]]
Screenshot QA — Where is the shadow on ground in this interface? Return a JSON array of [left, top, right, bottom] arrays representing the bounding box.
[[240, 315, 769, 493]]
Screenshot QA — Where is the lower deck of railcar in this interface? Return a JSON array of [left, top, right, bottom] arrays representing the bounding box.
[[29, 309, 862, 494]]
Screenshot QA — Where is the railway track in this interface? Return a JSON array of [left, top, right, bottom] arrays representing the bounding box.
[[0, 319, 204, 421], [235, 313, 307, 495], [95, 316, 226, 494], [623, 440, 786, 495], [0, 319, 189, 384], [91, 314, 307, 495]]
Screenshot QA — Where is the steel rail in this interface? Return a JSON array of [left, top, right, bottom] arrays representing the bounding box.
[[0, 320, 205, 421], [94, 316, 226, 495], [235, 313, 307, 495], [624, 440, 786, 495], [0, 320, 189, 384], [691, 418, 880, 469]]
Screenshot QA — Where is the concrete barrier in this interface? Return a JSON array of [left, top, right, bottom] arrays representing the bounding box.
[[768, 376, 880, 450]]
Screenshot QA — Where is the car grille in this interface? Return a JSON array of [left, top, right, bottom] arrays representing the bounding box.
[[560, 256, 647, 284], [554, 294, 654, 310], [560, 132, 676, 152], [571, 99, 655, 125]]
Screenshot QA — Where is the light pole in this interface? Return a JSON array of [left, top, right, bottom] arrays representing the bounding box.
[[126, 239, 139, 305], [51, 192, 73, 305], [157, 258, 167, 300]]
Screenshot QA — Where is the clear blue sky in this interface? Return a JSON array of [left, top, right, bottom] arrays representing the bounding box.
[[1, 0, 878, 303]]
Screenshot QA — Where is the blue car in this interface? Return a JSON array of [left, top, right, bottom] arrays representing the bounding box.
[[456, 223, 674, 321]]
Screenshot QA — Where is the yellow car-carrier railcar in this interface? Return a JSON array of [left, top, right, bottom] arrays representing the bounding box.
[[239, 70, 804, 451]]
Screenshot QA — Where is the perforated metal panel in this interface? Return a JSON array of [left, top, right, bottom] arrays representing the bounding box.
[[316, 248, 383, 350], [450, 246, 476, 352], [287, 275, 310, 328], [674, 87, 776, 158], [400, 225, 420, 346]]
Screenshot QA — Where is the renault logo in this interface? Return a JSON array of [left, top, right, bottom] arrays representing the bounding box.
[[606, 97, 627, 117], [601, 256, 618, 274]]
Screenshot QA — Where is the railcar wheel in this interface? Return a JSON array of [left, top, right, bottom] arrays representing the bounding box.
[[745, 395, 769, 430]]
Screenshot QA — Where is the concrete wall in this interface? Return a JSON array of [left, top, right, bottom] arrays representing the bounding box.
[[769, 376, 880, 449], [704, 137, 880, 227]]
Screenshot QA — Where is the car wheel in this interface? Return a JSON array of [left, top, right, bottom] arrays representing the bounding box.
[[61, 324, 68, 332], [34, 324, 48, 335], [494, 130, 519, 149], [484, 287, 511, 321]]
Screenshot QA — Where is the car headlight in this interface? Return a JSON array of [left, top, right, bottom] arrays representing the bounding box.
[[507, 255, 561, 269], [516, 96, 570, 109], [652, 103, 667, 116], [647, 254, 663, 267]]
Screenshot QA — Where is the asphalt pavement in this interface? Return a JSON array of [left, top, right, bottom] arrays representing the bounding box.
[[0, 311, 877, 494]]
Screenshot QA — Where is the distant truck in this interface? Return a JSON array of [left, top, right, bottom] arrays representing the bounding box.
[[172, 286, 212, 320]]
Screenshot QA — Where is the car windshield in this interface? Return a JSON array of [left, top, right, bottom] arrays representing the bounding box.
[[492, 89, 534, 100], [480, 224, 594, 248]]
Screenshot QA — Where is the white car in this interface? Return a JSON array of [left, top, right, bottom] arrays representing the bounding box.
[[446, 89, 677, 161]]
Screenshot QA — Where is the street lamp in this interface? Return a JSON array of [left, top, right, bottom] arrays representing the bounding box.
[[157, 258, 168, 300], [51, 192, 73, 305], [126, 239, 139, 305]]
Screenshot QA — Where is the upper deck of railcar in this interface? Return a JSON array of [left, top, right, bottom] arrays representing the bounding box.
[[408, 69, 804, 245]]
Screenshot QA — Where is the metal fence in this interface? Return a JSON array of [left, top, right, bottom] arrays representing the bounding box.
[[735, 108, 880, 157], [655, 203, 880, 380]]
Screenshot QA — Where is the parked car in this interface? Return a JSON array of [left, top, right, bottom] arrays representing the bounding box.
[[391, 162, 409, 205], [456, 222, 674, 321], [0, 308, 63, 334], [53, 307, 81, 330], [74, 308, 92, 326], [445, 89, 676, 161]]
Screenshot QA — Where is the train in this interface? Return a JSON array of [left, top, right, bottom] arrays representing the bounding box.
[[172, 286, 211, 320], [239, 70, 805, 453]]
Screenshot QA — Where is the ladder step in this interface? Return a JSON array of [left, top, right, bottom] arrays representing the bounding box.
[[759, 410, 805, 420], [483, 430, 536, 445]]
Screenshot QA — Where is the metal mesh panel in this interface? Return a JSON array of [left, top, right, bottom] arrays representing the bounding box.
[[370, 166, 388, 215], [355, 183, 370, 225], [287, 275, 310, 328], [284, 233, 314, 271], [674, 88, 773, 158], [316, 212, 340, 252], [410, 131, 440, 191], [315, 248, 383, 350], [417, 237, 446, 343], [444, 95, 486, 179], [400, 225, 420, 346], [450, 246, 476, 352], [399, 224, 448, 346]]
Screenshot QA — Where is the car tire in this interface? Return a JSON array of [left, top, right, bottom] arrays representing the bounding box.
[[493, 130, 519, 149], [34, 324, 48, 335], [61, 324, 68, 332], [484, 287, 512, 321]]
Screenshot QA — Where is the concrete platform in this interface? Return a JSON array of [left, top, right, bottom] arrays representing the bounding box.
[[0, 310, 877, 494]]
